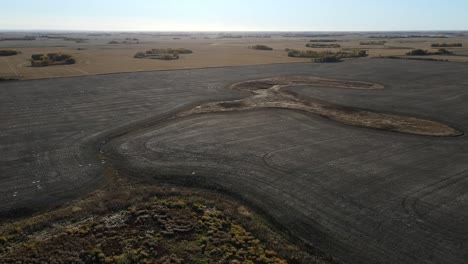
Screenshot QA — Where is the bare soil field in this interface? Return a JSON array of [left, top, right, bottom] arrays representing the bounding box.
[[1, 32, 468, 80], [1, 59, 468, 263]]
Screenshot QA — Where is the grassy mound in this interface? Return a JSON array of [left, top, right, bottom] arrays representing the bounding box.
[[30, 53, 76, 67]]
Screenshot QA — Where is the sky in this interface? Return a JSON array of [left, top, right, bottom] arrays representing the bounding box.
[[1, 0, 467, 31]]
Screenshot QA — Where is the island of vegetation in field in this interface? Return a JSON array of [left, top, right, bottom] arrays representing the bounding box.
[[109, 38, 140, 44], [30, 53, 76, 67], [306, 43, 341, 48], [249, 44, 273, 50], [431, 43, 463, 47], [134, 48, 193, 60], [0, 50, 20, 56], [288, 49, 367, 62], [360, 41, 386, 45], [406, 48, 453, 56]]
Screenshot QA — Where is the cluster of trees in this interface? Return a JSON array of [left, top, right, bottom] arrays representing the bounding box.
[[108, 38, 140, 44], [360, 41, 386, 45], [0, 50, 19, 56], [249, 45, 273, 50], [288, 49, 367, 62], [309, 39, 337, 42], [306, 43, 341, 48], [406, 49, 453, 56], [134, 48, 193, 60], [431, 43, 463, 47], [147, 48, 193, 54], [30, 53, 76, 67]]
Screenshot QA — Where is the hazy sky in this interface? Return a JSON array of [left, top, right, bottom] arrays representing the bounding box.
[[1, 0, 467, 31]]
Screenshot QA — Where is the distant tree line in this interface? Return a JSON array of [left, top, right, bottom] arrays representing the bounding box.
[[0, 36, 36, 41], [30, 53, 76, 67]]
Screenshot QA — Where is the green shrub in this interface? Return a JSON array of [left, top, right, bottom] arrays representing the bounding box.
[[0, 50, 19, 56]]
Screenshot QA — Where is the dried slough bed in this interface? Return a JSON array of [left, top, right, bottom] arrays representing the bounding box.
[[181, 76, 462, 137]]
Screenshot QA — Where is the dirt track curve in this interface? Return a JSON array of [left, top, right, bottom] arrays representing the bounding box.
[[1, 59, 468, 264]]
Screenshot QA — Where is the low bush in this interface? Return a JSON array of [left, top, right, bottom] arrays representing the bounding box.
[[0, 50, 19, 56], [249, 44, 273, 50], [431, 43, 462, 47]]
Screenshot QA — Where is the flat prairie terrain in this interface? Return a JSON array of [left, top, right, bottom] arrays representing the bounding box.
[[1, 32, 468, 79], [1, 59, 467, 264]]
